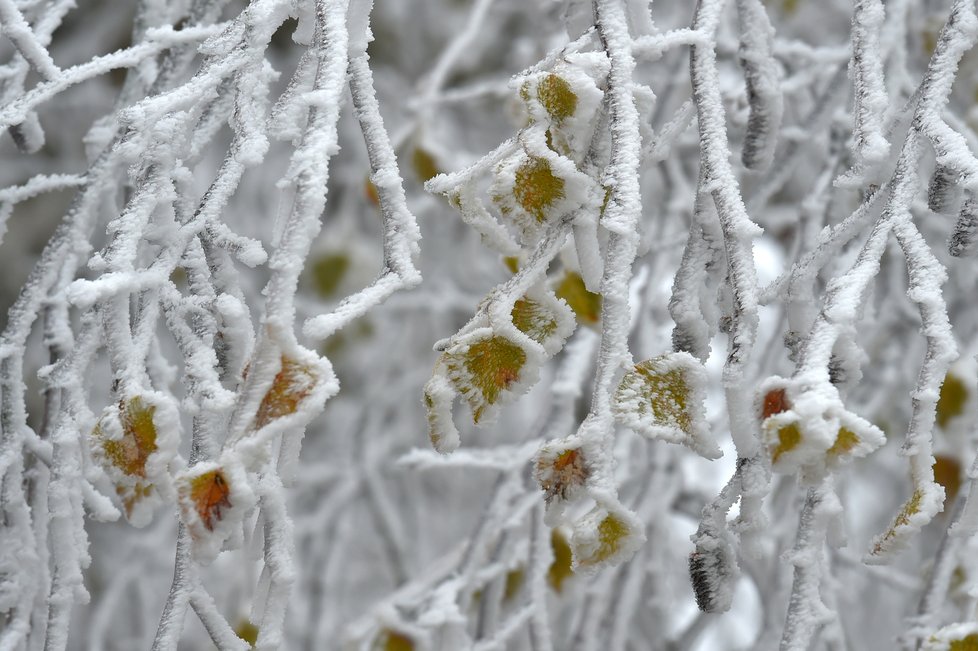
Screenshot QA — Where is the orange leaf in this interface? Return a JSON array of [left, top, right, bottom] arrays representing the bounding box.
[[189, 469, 232, 531]]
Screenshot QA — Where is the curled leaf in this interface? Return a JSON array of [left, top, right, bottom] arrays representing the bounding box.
[[867, 481, 945, 562]]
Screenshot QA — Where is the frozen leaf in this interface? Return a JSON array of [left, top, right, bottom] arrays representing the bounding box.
[[937, 373, 968, 429], [422, 374, 460, 453], [761, 387, 789, 419], [411, 146, 440, 184], [235, 619, 259, 646], [758, 378, 884, 473], [365, 176, 380, 206], [188, 469, 232, 531], [555, 271, 601, 326], [444, 334, 527, 424], [934, 455, 963, 505], [867, 481, 945, 561], [373, 629, 414, 651], [489, 145, 595, 243], [502, 256, 520, 274], [571, 506, 645, 573], [612, 352, 720, 459], [308, 252, 350, 298], [99, 396, 158, 478], [923, 623, 978, 651], [177, 460, 255, 561], [510, 156, 565, 223], [510, 287, 576, 355], [90, 393, 179, 527], [512, 297, 558, 345], [547, 528, 574, 592], [535, 74, 578, 124], [254, 355, 321, 430], [535, 445, 588, 504], [503, 566, 525, 602]]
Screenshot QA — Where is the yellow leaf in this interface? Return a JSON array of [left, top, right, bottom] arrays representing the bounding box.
[[365, 177, 380, 206], [234, 619, 259, 646], [511, 297, 558, 345], [575, 513, 634, 569], [503, 567, 525, 602], [937, 373, 968, 429], [547, 529, 574, 592], [373, 630, 414, 651], [536, 73, 577, 124], [308, 253, 349, 299], [935, 455, 963, 505], [98, 396, 158, 478], [827, 427, 859, 457], [555, 271, 601, 325], [445, 335, 526, 423], [411, 147, 440, 183], [512, 156, 564, 223], [771, 422, 802, 464]]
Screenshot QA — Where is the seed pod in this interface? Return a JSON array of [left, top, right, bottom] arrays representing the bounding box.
[[689, 533, 737, 613], [948, 197, 978, 257], [737, 0, 782, 171], [928, 165, 959, 214]]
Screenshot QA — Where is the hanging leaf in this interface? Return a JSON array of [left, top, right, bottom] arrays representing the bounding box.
[[535, 445, 588, 504], [535, 73, 578, 124], [308, 252, 350, 298], [444, 334, 528, 424], [373, 629, 414, 651], [758, 378, 884, 473], [547, 528, 574, 592], [613, 352, 720, 459], [571, 506, 645, 573], [867, 480, 945, 562], [555, 271, 601, 326], [922, 622, 978, 650], [937, 373, 968, 429], [411, 146, 440, 183], [511, 156, 565, 223], [90, 393, 179, 527], [234, 619, 259, 646], [254, 355, 321, 429], [510, 288, 576, 355], [188, 468, 232, 531], [98, 396, 158, 478], [176, 460, 255, 561], [934, 455, 963, 505], [512, 297, 558, 345]]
